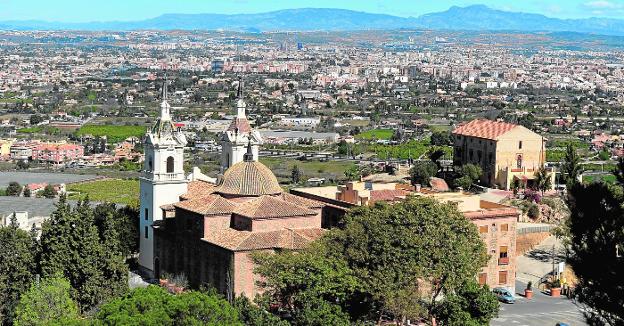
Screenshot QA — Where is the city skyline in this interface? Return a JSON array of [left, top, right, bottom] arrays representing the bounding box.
[[1, 0, 624, 23]]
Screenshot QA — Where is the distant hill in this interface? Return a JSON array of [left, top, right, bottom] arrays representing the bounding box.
[[3, 5, 624, 36]]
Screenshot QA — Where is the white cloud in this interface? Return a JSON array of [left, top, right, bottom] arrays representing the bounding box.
[[584, 1, 623, 9]]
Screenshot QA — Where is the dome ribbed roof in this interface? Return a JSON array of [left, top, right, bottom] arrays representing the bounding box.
[[217, 161, 282, 196]]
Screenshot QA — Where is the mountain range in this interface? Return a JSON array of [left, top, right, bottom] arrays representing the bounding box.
[[3, 5, 624, 36]]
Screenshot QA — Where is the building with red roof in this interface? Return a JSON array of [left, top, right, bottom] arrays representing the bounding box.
[[452, 119, 554, 190]]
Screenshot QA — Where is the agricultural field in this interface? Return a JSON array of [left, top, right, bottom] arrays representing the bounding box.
[[583, 174, 616, 184], [260, 157, 357, 182], [76, 124, 146, 143], [367, 139, 452, 160], [356, 129, 394, 140], [67, 179, 139, 206]]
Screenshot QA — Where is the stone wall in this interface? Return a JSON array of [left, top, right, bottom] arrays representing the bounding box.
[[516, 232, 550, 255]]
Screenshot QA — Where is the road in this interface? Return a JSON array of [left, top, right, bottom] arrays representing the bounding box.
[[492, 280, 587, 326], [492, 235, 588, 325]]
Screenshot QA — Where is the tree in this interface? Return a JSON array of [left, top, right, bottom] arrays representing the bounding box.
[[453, 164, 482, 189], [410, 161, 438, 186], [23, 186, 32, 198], [6, 181, 22, 196], [560, 144, 583, 186], [344, 165, 361, 181], [324, 197, 488, 322], [39, 197, 127, 311], [431, 131, 452, 146], [253, 243, 358, 323], [0, 223, 37, 324], [95, 286, 242, 325], [428, 147, 446, 170], [41, 184, 57, 198], [612, 156, 624, 185], [566, 183, 624, 325], [93, 203, 139, 258], [13, 275, 80, 326], [533, 167, 552, 195], [29, 114, 44, 125], [234, 296, 288, 326], [291, 165, 302, 184], [434, 281, 499, 326]]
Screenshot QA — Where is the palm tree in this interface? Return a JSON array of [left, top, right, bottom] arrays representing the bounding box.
[[534, 167, 552, 195]]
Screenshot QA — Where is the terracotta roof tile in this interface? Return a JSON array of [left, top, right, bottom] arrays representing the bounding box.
[[452, 119, 517, 140], [233, 195, 317, 219], [180, 180, 216, 200], [463, 207, 519, 220], [369, 189, 409, 204], [174, 195, 237, 216], [202, 228, 325, 251], [279, 192, 324, 209], [217, 161, 283, 197]]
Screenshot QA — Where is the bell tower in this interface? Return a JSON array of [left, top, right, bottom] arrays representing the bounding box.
[[139, 79, 188, 277], [220, 77, 262, 172]]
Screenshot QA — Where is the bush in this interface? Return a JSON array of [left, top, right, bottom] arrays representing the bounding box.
[[6, 182, 22, 196], [527, 204, 540, 219]]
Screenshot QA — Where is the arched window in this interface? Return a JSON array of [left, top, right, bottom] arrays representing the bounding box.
[[166, 156, 174, 173], [516, 154, 523, 169]]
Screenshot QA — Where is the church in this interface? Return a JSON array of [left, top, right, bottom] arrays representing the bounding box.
[[138, 80, 330, 299]]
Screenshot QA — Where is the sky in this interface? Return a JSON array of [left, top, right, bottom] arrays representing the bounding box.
[[1, 0, 624, 22]]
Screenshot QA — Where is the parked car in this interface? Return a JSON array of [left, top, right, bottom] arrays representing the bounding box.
[[493, 287, 515, 304]]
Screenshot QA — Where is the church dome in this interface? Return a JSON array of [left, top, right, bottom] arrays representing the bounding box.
[[216, 160, 282, 196]]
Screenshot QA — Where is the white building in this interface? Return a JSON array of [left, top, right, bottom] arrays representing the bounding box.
[[138, 82, 189, 277]]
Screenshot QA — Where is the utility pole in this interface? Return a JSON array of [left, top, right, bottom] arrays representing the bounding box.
[[552, 244, 556, 279]]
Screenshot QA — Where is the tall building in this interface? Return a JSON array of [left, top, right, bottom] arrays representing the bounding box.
[[138, 81, 188, 277], [220, 79, 262, 173]]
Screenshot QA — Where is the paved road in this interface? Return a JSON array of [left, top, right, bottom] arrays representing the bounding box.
[[492, 280, 587, 326], [492, 235, 588, 325]]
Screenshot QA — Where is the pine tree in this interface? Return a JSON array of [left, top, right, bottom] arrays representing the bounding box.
[[0, 222, 37, 324], [39, 197, 108, 311]]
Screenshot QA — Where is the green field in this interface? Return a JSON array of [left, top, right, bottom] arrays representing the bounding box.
[[67, 179, 139, 206], [368, 140, 452, 160], [17, 126, 43, 133], [76, 124, 146, 143], [583, 174, 616, 184], [428, 125, 453, 132], [260, 157, 356, 182], [356, 129, 394, 140]]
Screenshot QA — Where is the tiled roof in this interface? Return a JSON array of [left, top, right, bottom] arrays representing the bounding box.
[[279, 192, 324, 209], [202, 227, 325, 251], [180, 180, 216, 200], [233, 195, 317, 219], [174, 195, 237, 216], [217, 161, 282, 197], [227, 117, 252, 134], [369, 189, 408, 204], [452, 119, 517, 140], [463, 207, 519, 220]]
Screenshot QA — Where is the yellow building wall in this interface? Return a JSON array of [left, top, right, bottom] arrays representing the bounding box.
[[494, 127, 545, 189], [453, 125, 546, 189]]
